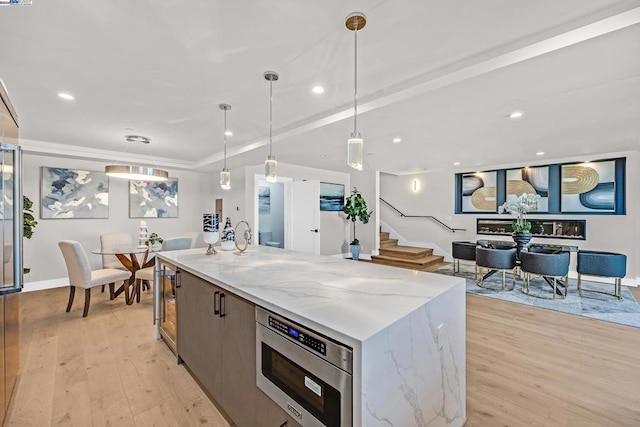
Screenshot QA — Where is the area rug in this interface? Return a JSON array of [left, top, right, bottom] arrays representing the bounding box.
[[432, 264, 640, 328]]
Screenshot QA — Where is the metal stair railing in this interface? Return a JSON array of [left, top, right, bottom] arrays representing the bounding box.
[[380, 197, 466, 233]]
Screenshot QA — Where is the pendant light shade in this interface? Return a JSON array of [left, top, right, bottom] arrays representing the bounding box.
[[346, 12, 366, 171], [219, 103, 232, 190], [264, 71, 279, 183], [105, 135, 169, 181]]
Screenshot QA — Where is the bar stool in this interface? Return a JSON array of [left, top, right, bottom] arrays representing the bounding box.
[[577, 250, 626, 301]]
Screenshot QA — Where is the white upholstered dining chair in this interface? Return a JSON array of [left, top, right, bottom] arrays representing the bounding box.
[[100, 232, 133, 270], [58, 240, 132, 317]]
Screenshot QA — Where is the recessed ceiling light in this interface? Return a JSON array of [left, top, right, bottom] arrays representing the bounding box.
[[320, 154, 327, 158], [225, 130, 233, 136], [312, 86, 324, 94], [58, 92, 74, 101], [453, 162, 461, 166], [508, 111, 523, 119], [536, 151, 545, 156], [392, 137, 402, 144]]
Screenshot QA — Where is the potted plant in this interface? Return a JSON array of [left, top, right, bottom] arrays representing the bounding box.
[[147, 232, 164, 252], [498, 193, 541, 253], [23, 196, 38, 274], [342, 187, 371, 261], [220, 217, 235, 251]]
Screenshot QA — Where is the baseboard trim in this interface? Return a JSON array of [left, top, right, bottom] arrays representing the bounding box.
[[23, 277, 68, 292]]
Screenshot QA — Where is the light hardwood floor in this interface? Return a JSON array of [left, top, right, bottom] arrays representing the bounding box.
[[6, 285, 640, 426]]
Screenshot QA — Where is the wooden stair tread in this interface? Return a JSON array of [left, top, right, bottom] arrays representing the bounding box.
[[380, 245, 431, 255], [371, 254, 444, 268]]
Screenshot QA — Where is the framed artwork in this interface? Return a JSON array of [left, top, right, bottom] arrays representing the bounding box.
[[506, 166, 549, 212], [561, 160, 615, 213], [129, 178, 178, 218], [41, 167, 109, 219], [259, 185, 270, 214], [455, 157, 625, 215], [319, 182, 344, 211], [461, 171, 497, 213]]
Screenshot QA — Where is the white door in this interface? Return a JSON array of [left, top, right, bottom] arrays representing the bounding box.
[[287, 180, 320, 254]]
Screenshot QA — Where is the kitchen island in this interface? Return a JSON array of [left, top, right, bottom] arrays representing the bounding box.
[[156, 245, 465, 427]]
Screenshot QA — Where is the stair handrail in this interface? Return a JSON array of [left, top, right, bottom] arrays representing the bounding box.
[[380, 197, 466, 233]]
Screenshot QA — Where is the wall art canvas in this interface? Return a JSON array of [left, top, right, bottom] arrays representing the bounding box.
[[129, 178, 178, 218], [561, 160, 615, 213], [259, 185, 270, 214], [506, 166, 549, 212], [41, 167, 109, 219], [461, 171, 497, 213], [320, 182, 345, 211]]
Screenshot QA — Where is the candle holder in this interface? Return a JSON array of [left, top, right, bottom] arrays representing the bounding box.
[[138, 220, 149, 249], [203, 213, 220, 255]]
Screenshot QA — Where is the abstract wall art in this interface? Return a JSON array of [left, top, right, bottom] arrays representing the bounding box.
[[41, 167, 109, 219], [455, 157, 625, 215], [258, 185, 270, 214], [319, 182, 345, 211], [461, 171, 497, 213], [129, 178, 178, 218]]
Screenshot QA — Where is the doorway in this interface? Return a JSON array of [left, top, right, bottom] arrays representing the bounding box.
[[257, 180, 285, 249]]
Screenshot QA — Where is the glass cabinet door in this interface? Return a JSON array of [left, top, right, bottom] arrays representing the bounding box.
[[0, 144, 21, 293], [157, 260, 178, 353]]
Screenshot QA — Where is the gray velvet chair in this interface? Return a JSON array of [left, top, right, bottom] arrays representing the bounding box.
[[577, 250, 626, 301], [58, 240, 132, 317], [475, 247, 517, 291], [520, 251, 570, 299], [452, 241, 477, 278]]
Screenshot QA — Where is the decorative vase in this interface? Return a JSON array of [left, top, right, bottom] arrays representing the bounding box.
[[350, 244, 360, 261], [220, 240, 235, 251], [512, 232, 532, 255]]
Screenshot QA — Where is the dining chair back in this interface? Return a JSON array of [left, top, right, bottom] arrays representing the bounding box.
[[577, 250, 627, 300], [100, 232, 133, 270], [520, 251, 570, 299], [183, 232, 206, 249], [475, 247, 517, 291], [58, 240, 131, 317]]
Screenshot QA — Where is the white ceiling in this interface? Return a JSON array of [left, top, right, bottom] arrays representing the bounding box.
[[1, 0, 639, 175]]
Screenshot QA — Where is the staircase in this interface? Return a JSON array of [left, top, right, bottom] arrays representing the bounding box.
[[371, 231, 447, 272]]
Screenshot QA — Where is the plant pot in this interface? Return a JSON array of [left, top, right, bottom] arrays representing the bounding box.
[[220, 240, 235, 251], [512, 232, 532, 255], [150, 242, 162, 252], [350, 244, 360, 261]]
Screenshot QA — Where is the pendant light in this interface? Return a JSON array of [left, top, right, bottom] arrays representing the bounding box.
[[105, 135, 169, 181], [346, 12, 366, 171], [264, 71, 279, 182], [219, 103, 231, 190]]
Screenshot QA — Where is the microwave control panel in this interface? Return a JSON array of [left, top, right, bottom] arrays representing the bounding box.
[[268, 316, 327, 356]]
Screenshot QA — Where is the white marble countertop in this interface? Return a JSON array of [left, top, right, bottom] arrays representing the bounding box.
[[158, 245, 464, 345]]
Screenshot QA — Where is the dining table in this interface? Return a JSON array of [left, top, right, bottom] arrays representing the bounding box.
[[91, 246, 154, 305]]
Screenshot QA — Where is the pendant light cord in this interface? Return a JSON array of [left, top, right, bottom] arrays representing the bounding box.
[[269, 78, 273, 157], [223, 108, 227, 169], [353, 16, 358, 136]]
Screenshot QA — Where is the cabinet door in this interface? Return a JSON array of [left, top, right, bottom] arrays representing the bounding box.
[[177, 272, 220, 397], [216, 291, 258, 427]]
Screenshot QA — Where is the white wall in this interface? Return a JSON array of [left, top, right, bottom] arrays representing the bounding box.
[[212, 163, 350, 256], [379, 151, 639, 283], [23, 153, 214, 289]]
